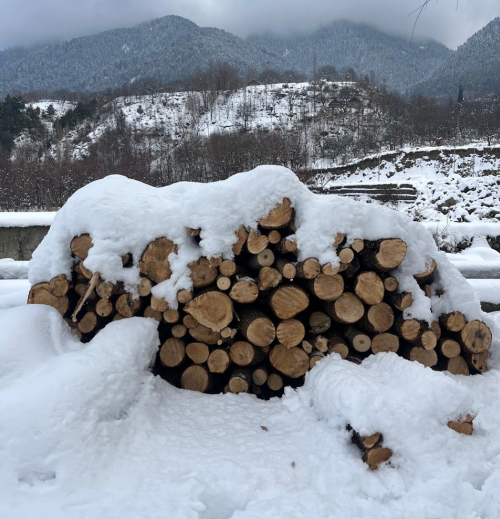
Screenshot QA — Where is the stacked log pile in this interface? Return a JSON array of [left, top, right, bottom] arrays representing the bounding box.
[[28, 198, 493, 398]]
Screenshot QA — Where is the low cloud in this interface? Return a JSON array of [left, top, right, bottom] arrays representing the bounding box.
[[0, 0, 498, 49]]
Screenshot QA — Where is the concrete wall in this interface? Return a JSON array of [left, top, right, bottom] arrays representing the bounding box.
[[0, 226, 50, 261]]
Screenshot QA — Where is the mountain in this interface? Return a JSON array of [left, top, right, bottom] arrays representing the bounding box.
[[414, 17, 500, 98], [248, 21, 452, 92], [0, 16, 281, 96]]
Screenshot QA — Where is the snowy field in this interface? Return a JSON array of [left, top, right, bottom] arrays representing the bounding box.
[[1, 167, 500, 518]]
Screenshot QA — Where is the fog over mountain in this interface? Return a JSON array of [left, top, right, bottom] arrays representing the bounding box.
[[0, 0, 498, 50]]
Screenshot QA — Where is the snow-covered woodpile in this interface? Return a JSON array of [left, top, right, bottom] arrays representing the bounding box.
[[26, 167, 493, 398]]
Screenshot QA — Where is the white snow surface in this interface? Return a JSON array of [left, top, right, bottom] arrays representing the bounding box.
[[0, 259, 29, 279], [0, 212, 56, 227], [1, 306, 500, 518], [29, 166, 484, 323]]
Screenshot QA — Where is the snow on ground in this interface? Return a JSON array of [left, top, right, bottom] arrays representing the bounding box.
[[311, 145, 500, 223], [0, 306, 500, 519], [447, 237, 500, 279], [0, 258, 29, 279]]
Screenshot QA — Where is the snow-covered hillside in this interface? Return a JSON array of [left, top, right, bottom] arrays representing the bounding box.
[[53, 81, 370, 160], [310, 145, 500, 222]]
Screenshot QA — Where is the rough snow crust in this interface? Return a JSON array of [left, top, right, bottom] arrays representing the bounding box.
[[0, 305, 500, 519], [29, 166, 484, 324]]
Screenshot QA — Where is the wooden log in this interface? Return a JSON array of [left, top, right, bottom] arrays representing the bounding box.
[[189, 258, 219, 288], [237, 307, 276, 347], [458, 321, 492, 354], [96, 298, 114, 317], [328, 342, 349, 358], [259, 198, 293, 229], [322, 263, 340, 276], [150, 295, 169, 313], [248, 249, 275, 270], [267, 373, 284, 391], [269, 344, 309, 378], [440, 311, 466, 332], [160, 338, 185, 368], [358, 302, 394, 333], [343, 325, 371, 353], [363, 447, 393, 470], [431, 321, 442, 340], [181, 365, 210, 392], [326, 331, 349, 349], [28, 283, 69, 316], [116, 293, 141, 318], [438, 339, 461, 359], [423, 284, 432, 298], [71, 271, 99, 321], [325, 292, 364, 324], [163, 309, 180, 324], [354, 271, 385, 305], [351, 430, 382, 451], [338, 248, 355, 264], [187, 227, 201, 237], [177, 289, 193, 304], [70, 234, 93, 260], [296, 258, 321, 280], [386, 291, 413, 311], [276, 319, 306, 348], [137, 277, 153, 297], [309, 311, 331, 335], [77, 311, 98, 334], [333, 232, 346, 248], [360, 239, 407, 272], [232, 227, 249, 256], [96, 280, 117, 300], [446, 356, 470, 376], [270, 286, 309, 320], [229, 279, 259, 304], [268, 230, 282, 245], [143, 306, 162, 321], [216, 275, 232, 291], [414, 259, 437, 285], [48, 274, 70, 297], [171, 324, 187, 339], [414, 330, 438, 351], [139, 237, 177, 283], [383, 276, 398, 292], [371, 333, 399, 354], [252, 366, 269, 386], [309, 273, 344, 301], [247, 230, 269, 254], [184, 291, 233, 332], [220, 259, 237, 277], [406, 346, 438, 368], [301, 340, 313, 354], [228, 368, 252, 393], [310, 352, 325, 369], [342, 256, 361, 279], [467, 352, 488, 373], [182, 315, 200, 330], [448, 420, 473, 436], [207, 349, 231, 374], [276, 237, 297, 255], [275, 258, 296, 280], [230, 342, 266, 366], [351, 239, 365, 253], [189, 323, 221, 345], [186, 342, 210, 364], [395, 317, 421, 342], [257, 267, 282, 291], [312, 335, 329, 353]]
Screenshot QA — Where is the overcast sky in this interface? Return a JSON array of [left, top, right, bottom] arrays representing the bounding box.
[[0, 0, 498, 50]]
